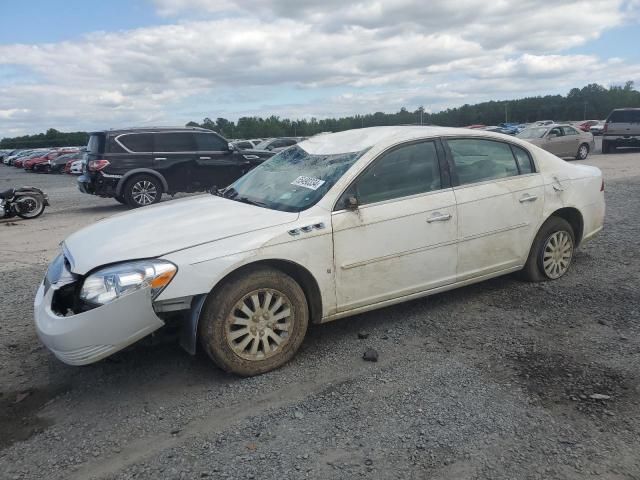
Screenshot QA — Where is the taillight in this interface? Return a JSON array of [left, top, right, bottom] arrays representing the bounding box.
[[88, 159, 110, 172], [603, 123, 608, 133], [600, 179, 605, 192]]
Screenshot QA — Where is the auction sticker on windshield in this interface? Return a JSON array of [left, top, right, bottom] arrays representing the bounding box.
[[291, 176, 326, 190]]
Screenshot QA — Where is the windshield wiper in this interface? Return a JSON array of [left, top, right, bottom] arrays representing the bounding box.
[[236, 196, 268, 208]]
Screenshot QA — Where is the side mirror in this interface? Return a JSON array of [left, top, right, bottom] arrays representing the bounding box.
[[227, 143, 237, 152], [345, 195, 359, 211]]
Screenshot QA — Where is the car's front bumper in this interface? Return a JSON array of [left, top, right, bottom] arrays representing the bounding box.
[[34, 281, 165, 365]]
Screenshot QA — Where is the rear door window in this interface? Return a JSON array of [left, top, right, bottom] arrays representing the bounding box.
[[511, 145, 534, 174], [447, 139, 520, 185], [118, 133, 154, 153], [561, 126, 579, 135], [155, 132, 196, 152], [195, 132, 228, 151]]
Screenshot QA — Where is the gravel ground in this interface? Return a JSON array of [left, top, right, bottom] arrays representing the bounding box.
[[1, 144, 639, 480]]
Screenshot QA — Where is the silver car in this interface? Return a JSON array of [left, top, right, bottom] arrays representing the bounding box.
[[517, 124, 595, 160]]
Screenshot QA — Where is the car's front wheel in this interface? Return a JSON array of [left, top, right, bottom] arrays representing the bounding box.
[[575, 143, 589, 160], [199, 267, 309, 376], [521, 216, 575, 282], [123, 174, 163, 208]]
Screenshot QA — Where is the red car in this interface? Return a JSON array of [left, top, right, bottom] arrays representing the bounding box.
[[24, 150, 58, 171], [577, 120, 600, 132]]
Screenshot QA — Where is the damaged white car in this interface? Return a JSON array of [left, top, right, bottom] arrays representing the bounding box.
[[35, 126, 605, 376]]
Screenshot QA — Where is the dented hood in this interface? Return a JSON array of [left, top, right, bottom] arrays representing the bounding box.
[[63, 195, 298, 274]]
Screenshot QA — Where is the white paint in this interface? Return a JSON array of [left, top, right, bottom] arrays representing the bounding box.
[[36, 126, 605, 365]]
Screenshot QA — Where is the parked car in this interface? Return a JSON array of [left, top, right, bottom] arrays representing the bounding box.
[[69, 160, 84, 175], [577, 120, 600, 132], [517, 124, 594, 160], [50, 152, 83, 173], [252, 137, 303, 153], [35, 126, 605, 375], [602, 108, 640, 153], [64, 158, 76, 174], [77, 127, 273, 208], [590, 122, 605, 136], [230, 140, 259, 150], [15, 150, 48, 168], [536, 120, 555, 126], [25, 150, 58, 172]]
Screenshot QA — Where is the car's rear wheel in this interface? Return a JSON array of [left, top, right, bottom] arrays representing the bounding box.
[[16, 195, 45, 219], [521, 216, 575, 282], [123, 174, 163, 208], [575, 143, 589, 160], [198, 267, 309, 376]]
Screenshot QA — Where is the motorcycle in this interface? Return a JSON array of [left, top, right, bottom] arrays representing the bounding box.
[[0, 186, 49, 219]]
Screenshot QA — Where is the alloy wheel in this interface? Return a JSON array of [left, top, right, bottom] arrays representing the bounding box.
[[578, 145, 588, 159], [542, 230, 573, 279], [131, 180, 157, 205], [225, 288, 294, 361]]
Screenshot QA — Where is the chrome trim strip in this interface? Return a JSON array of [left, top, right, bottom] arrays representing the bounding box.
[[340, 222, 528, 270], [100, 172, 123, 179], [460, 222, 528, 242], [341, 239, 457, 270]]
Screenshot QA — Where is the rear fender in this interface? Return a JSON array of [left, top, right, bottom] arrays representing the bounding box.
[[115, 169, 169, 196]]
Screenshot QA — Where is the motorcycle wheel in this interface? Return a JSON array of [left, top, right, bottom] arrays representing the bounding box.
[[16, 195, 45, 219]]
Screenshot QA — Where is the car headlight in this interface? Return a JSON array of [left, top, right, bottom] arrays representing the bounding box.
[[80, 260, 177, 305]]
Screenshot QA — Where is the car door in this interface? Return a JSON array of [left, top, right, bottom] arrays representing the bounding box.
[[444, 138, 544, 281], [561, 126, 581, 155], [153, 132, 198, 192], [194, 132, 252, 188], [544, 127, 571, 157], [332, 139, 457, 312]]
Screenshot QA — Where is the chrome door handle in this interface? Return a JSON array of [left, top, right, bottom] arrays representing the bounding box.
[[154, 157, 167, 161], [427, 213, 452, 223], [200, 156, 211, 160], [519, 194, 538, 203]]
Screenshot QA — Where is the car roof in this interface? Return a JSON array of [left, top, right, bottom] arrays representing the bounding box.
[[298, 126, 530, 155], [91, 126, 214, 135]]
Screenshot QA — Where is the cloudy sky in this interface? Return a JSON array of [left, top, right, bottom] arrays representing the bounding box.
[[1, 0, 639, 137]]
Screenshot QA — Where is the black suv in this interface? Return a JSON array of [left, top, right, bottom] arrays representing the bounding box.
[[78, 127, 272, 208]]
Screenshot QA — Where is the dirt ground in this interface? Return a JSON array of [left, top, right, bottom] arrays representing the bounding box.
[[1, 141, 639, 479]]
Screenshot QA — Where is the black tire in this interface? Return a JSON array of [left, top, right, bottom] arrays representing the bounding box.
[[123, 174, 163, 208], [15, 195, 45, 219], [198, 267, 309, 376], [520, 216, 575, 282], [575, 143, 589, 160]]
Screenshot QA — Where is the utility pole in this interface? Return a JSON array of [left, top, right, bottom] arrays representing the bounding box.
[[583, 101, 588, 120]]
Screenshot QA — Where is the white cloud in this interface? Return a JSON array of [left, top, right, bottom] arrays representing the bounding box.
[[0, 0, 639, 136]]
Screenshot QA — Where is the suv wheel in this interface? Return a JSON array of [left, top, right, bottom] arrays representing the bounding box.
[[198, 267, 309, 376], [123, 174, 163, 208]]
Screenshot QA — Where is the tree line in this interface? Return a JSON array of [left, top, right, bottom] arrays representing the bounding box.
[[0, 128, 88, 149], [2, 82, 639, 148]]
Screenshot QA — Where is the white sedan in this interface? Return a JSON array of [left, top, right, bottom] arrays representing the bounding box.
[[35, 126, 605, 375]]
